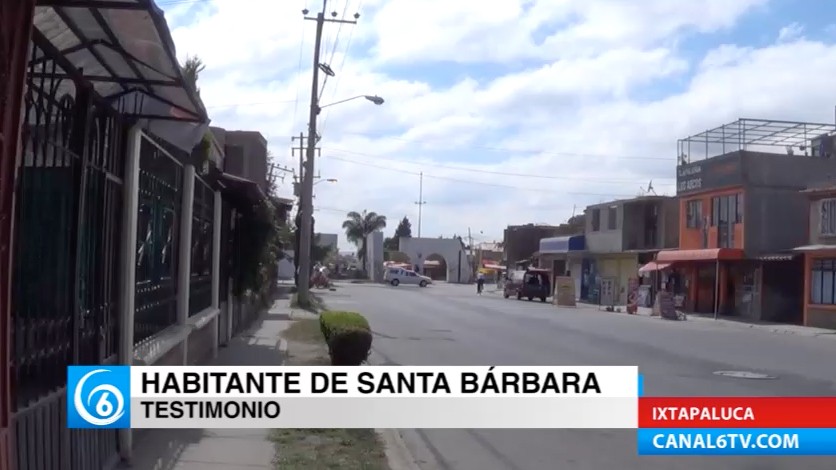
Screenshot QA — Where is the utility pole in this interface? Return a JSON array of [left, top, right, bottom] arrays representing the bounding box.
[[414, 171, 426, 237], [267, 162, 293, 187], [291, 133, 319, 197], [297, 0, 359, 305]]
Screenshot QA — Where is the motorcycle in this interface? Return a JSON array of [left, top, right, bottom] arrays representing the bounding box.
[[311, 266, 331, 289]]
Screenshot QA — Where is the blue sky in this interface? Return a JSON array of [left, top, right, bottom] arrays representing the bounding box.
[[163, 0, 836, 251]]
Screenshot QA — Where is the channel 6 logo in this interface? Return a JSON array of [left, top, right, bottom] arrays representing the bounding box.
[[67, 366, 131, 429]]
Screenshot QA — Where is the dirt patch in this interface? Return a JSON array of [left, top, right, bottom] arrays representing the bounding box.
[[281, 318, 323, 344], [270, 428, 388, 470], [273, 318, 389, 469]]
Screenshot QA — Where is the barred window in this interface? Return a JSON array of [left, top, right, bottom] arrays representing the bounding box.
[[811, 258, 836, 305]]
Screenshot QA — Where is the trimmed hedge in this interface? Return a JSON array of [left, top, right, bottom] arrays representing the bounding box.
[[319, 311, 372, 366]]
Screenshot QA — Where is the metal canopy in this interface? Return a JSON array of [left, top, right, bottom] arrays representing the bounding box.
[[678, 118, 836, 162], [32, 0, 209, 152]]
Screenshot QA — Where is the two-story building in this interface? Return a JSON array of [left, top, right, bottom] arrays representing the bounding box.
[[795, 185, 836, 329], [581, 196, 679, 305], [657, 118, 836, 322]]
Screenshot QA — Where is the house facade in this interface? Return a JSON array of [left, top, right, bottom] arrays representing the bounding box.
[[581, 196, 678, 305], [503, 224, 561, 269], [657, 119, 836, 322], [796, 186, 836, 329]]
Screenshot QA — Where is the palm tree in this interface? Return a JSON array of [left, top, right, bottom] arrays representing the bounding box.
[[182, 55, 206, 96], [342, 210, 387, 268]]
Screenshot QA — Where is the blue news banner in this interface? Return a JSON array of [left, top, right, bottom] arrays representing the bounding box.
[[68, 366, 131, 429], [637, 429, 836, 456]]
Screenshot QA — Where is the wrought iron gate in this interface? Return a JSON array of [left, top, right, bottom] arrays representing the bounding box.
[[189, 176, 213, 316], [134, 136, 182, 346], [1, 1, 36, 468], [10, 35, 123, 470]]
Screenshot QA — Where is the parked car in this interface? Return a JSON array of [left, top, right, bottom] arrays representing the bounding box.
[[503, 268, 551, 302], [384, 267, 432, 287]]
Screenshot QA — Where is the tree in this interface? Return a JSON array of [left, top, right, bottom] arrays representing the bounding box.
[[182, 55, 206, 96], [384, 216, 412, 251], [342, 210, 387, 269]]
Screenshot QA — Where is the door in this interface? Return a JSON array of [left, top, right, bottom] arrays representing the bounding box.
[[405, 271, 420, 285]]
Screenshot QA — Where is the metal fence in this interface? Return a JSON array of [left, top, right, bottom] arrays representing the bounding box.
[[134, 135, 182, 345], [10, 35, 122, 470], [189, 176, 213, 315]]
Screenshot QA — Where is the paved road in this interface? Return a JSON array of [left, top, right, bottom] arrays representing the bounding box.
[[321, 282, 836, 470]]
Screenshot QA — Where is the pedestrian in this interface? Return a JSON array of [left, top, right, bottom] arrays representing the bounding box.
[[477, 271, 485, 294]]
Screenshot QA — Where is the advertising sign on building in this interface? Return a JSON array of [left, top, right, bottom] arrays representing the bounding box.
[[676, 153, 743, 196]]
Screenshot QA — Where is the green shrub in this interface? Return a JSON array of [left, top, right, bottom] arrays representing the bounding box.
[[319, 311, 372, 365], [328, 329, 373, 365]]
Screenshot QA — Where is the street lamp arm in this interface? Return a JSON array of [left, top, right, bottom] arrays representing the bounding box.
[[317, 95, 385, 113]]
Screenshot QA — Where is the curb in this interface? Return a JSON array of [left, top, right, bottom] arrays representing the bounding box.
[[377, 429, 422, 470]]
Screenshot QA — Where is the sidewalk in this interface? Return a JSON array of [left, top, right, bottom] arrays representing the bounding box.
[[129, 292, 296, 470], [571, 301, 836, 340]]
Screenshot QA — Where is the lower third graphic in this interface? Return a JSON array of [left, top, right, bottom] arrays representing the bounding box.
[[67, 366, 131, 429]]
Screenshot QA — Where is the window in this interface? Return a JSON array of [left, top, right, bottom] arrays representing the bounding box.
[[811, 258, 836, 304], [711, 193, 744, 226], [607, 206, 618, 230], [820, 199, 836, 235], [686, 200, 702, 228], [591, 209, 601, 231]]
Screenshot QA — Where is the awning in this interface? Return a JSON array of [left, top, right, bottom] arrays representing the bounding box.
[[218, 172, 267, 208], [757, 253, 797, 261], [483, 263, 506, 271], [639, 261, 672, 273], [656, 248, 744, 263], [539, 235, 585, 254], [33, 0, 209, 153], [793, 244, 836, 252], [423, 260, 441, 267]]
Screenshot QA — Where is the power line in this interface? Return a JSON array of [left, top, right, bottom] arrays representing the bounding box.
[[292, 0, 308, 129], [325, 147, 675, 184], [322, 155, 645, 197], [321, 0, 362, 136], [327, 134, 671, 162], [318, 0, 350, 101]]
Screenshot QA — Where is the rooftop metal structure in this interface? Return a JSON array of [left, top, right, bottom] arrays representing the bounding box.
[[677, 118, 836, 164]]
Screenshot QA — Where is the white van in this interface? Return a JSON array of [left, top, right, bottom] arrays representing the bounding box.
[[384, 267, 432, 287]]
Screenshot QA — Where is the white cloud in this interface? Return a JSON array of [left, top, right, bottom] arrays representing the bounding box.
[[165, 0, 836, 252], [777, 22, 804, 43]]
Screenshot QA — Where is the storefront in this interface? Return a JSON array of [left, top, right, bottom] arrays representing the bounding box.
[[655, 248, 745, 315], [537, 235, 586, 300]]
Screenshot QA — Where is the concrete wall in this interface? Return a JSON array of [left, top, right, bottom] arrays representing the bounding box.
[[743, 151, 836, 188], [366, 231, 385, 282], [745, 187, 814, 256], [661, 198, 680, 248], [399, 237, 473, 283], [503, 225, 560, 267], [216, 129, 269, 191], [277, 250, 295, 280], [585, 203, 623, 253]]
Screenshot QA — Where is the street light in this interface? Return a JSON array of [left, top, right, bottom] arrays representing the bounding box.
[[315, 95, 385, 114], [314, 178, 338, 186]]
